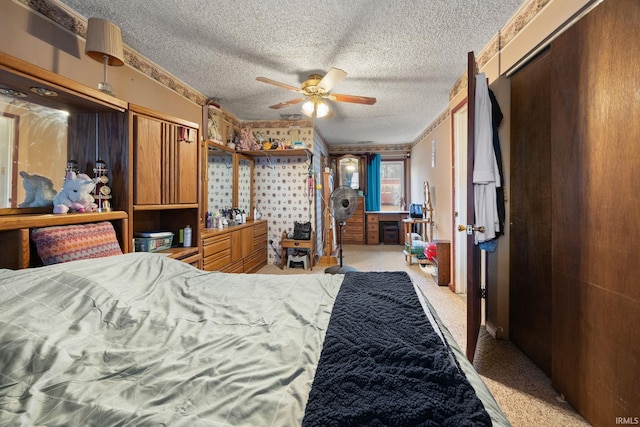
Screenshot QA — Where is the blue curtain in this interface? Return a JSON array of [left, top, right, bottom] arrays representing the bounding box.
[[365, 154, 381, 211]]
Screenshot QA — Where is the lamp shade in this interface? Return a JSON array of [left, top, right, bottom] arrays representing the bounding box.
[[302, 98, 330, 118], [85, 17, 124, 66]]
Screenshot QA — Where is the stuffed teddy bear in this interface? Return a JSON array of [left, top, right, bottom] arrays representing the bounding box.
[[237, 126, 261, 151], [53, 171, 98, 214], [18, 171, 57, 207]]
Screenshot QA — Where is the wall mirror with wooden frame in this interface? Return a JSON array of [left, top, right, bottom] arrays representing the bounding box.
[[235, 153, 253, 220], [205, 142, 235, 216], [0, 54, 127, 214], [335, 155, 364, 192]]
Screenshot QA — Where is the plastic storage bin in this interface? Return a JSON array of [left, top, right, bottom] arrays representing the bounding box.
[[134, 234, 174, 252]]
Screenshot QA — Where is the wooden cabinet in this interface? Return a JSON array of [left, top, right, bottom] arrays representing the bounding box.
[[129, 104, 201, 266], [202, 220, 267, 273], [342, 195, 365, 244], [132, 109, 198, 205], [366, 213, 379, 245], [431, 240, 451, 286]]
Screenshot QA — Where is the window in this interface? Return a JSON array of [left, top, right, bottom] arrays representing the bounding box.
[[380, 159, 406, 211]]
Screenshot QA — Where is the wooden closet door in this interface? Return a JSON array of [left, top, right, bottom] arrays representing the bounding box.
[[509, 50, 552, 376], [549, 1, 640, 423], [175, 127, 198, 204], [134, 115, 163, 205]]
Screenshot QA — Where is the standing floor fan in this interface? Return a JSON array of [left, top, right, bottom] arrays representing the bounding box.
[[325, 186, 359, 274]]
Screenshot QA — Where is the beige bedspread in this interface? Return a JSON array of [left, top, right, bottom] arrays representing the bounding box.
[[0, 253, 342, 426], [0, 252, 509, 426]]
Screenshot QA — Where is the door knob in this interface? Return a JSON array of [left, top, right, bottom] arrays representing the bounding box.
[[458, 224, 485, 234]]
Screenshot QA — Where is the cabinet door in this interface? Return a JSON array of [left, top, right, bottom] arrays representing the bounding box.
[[241, 226, 254, 258], [134, 115, 163, 205], [230, 229, 243, 263], [163, 122, 176, 203], [175, 127, 198, 204]]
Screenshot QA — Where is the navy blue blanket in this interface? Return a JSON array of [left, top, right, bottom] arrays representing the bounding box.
[[302, 271, 491, 427]]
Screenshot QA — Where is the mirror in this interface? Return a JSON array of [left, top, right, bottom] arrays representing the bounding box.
[[338, 155, 362, 190], [0, 61, 126, 213], [206, 143, 234, 214], [236, 154, 253, 218], [1, 99, 68, 208]]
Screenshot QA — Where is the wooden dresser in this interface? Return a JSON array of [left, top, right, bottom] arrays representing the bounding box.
[[201, 220, 268, 273], [341, 196, 365, 244], [366, 212, 379, 245]]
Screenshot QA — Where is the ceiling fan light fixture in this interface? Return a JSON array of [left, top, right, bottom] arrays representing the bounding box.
[[302, 98, 330, 118]]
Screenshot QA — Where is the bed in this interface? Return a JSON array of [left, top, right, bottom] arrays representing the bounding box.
[[0, 252, 510, 426]]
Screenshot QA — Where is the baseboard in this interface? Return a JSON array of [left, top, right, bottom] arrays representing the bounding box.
[[486, 321, 505, 339]]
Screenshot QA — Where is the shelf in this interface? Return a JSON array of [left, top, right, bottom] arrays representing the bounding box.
[[133, 204, 199, 211], [240, 148, 312, 157], [159, 247, 199, 259], [402, 250, 433, 266], [0, 211, 127, 231]]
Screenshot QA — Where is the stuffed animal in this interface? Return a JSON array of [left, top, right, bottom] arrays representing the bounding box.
[[53, 171, 97, 214], [18, 171, 57, 207], [237, 126, 261, 151]]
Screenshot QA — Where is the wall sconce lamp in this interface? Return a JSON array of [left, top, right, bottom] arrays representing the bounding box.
[[85, 17, 124, 95], [302, 96, 330, 118]]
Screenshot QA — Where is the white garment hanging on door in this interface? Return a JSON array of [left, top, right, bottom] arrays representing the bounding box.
[[473, 73, 501, 244]]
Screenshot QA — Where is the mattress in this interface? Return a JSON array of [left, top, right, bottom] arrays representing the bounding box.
[[0, 252, 509, 426]]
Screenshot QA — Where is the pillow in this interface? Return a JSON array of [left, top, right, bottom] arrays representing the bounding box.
[[31, 221, 123, 265]]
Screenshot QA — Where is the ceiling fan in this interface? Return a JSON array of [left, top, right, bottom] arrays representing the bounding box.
[[256, 67, 376, 119]]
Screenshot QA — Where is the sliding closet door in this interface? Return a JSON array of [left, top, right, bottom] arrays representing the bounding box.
[[549, 0, 640, 423], [509, 50, 552, 376]]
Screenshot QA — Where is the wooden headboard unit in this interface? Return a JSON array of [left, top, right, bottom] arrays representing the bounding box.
[[0, 211, 129, 269]]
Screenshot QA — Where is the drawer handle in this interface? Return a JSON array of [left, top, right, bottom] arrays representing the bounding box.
[[294, 242, 300, 246]]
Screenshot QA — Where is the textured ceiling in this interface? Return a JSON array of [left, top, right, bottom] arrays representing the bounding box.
[[56, 0, 525, 147]]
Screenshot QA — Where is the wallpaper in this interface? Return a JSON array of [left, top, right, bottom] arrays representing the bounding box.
[[254, 155, 314, 266]]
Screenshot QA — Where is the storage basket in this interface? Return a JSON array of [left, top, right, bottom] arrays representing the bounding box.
[[134, 234, 174, 252]]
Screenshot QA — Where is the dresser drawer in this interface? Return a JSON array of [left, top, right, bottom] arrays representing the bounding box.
[[203, 234, 230, 258], [203, 248, 231, 271], [368, 233, 380, 245], [244, 247, 267, 273], [253, 221, 268, 238], [221, 259, 244, 273]]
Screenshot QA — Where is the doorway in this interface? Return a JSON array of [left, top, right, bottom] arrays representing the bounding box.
[[452, 102, 467, 294]]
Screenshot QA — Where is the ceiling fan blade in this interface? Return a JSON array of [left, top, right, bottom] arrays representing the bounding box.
[[329, 93, 377, 105], [317, 67, 348, 92], [256, 77, 302, 93], [268, 98, 305, 109]]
